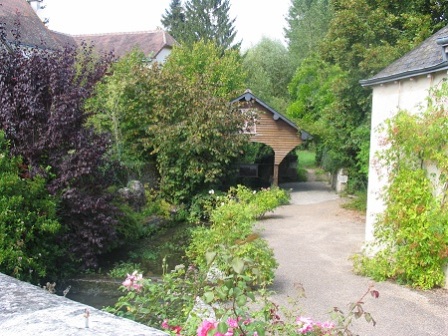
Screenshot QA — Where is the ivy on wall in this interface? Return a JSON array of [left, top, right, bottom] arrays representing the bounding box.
[[355, 80, 448, 289]]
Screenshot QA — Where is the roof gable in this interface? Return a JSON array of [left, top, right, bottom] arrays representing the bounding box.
[[231, 90, 312, 141], [361, 25, 448, 86], [0, 0, 61, 50], [71, 30, 176, 59], [1, 1, 176, 59]]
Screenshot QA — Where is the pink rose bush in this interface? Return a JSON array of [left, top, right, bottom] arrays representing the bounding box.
[[162, 319, 183, 335], [296, 316, 335, 335], [122, 270, 143, 291], [196, 318, 258, 336]]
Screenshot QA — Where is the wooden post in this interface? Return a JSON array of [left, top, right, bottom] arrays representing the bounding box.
[[273, 164, 279, 186]]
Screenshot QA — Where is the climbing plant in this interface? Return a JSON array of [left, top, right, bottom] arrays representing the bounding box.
[[354, 81, 448, 289]]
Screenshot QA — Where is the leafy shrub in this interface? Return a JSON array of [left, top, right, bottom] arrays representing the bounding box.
[[186, 185, 288, 285], [108, 262, 144, 279], [355, 83, 448, 288], [0, 26, 121, 269], [0, 132, 61, 281], [107, 250, 378, 336], [354, 169, 448, 289]]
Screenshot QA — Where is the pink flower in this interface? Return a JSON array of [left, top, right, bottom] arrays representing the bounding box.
[[161, 319, 170, 329], [172, 325, 182, 335], [197, 319, 217, 336], [319, 321, 335, 330], [296, 316, 315, 334], [227, 317, 238, 328], [122, 271, 143, 292]]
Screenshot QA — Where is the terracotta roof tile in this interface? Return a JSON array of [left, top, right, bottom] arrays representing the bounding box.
[[72, 30, 176, 58], [1, 0, 176, 58], [0, 0, 61, 50]]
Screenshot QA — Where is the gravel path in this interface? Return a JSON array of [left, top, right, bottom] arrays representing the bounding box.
[[259, 181, 448, 335]]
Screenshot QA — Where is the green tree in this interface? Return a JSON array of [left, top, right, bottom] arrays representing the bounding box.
[[148, 41, 248, 202], [285, 0, 333, 67], [163, 40, 247, 98], [243, 37, 295, 112], [287, 55, 354, 171], [182, 0, 240, 49], [149, 69, 250, 203], [290, 0, 448, 189], [161, 0, 185, 41], [86, 49, 155, 180]]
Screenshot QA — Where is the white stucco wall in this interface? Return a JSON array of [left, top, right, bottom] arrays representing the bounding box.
[[365, 72, 447, 242], [154, 47, 172, 64]]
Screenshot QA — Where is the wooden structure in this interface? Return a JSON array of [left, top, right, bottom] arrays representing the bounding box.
[[232, 90, 311, 185]]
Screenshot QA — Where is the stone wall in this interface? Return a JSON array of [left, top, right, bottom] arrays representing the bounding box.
[[0, 273, 168, 336]]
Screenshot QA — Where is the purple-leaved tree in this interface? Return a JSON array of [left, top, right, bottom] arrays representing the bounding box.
[[0, 23, 120, 268]]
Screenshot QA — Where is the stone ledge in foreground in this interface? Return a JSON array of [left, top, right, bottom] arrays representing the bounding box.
[[0, 273, 168, 336]]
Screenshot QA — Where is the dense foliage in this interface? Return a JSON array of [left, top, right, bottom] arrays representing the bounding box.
[[0, 132, 61, 282], [87, 41, 248, 204], [242, 37, 295, 112], [162, 0, 240, 50], [149, 68, 248, 203], [107, 186, 287, 330], [285, 0, 448, 190], [354, 82, 448, 289], [0, 27, 121, 268], [285, 0, 333, 67], [86, 50, 155, 181]]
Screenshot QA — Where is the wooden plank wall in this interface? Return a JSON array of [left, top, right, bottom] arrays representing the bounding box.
[[250, 105, 302, 165]]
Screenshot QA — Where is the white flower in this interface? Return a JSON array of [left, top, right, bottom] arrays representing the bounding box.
[[208, 189, 215, 195]]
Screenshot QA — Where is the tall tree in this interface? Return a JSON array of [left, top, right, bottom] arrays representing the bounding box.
[[86, 49, 155, 180], [161, 0, 185, 41], [285, 0, 333, 67], [243, 37, 295, 112], [182, 0, 240, 49], [151, 41, 248, 202], [311, 0, 448, 188]]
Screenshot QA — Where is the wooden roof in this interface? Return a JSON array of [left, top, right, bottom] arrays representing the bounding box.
[[231, 90, 312, 141]]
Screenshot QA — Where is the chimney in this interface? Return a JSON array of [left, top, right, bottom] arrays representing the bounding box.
[[436, 36, 448, 61]]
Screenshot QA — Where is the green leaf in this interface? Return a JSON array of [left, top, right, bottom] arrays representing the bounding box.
[[205, 251, 217, 266], [231, 258, 245, 274], [217, 322, 228, 333], [203, 291, 214, 303], [236, 294, 247, 307]]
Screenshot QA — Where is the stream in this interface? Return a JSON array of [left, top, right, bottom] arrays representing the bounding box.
[[57, 221, 189, 309]]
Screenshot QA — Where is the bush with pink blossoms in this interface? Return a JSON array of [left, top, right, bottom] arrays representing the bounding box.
[[122, 271, 144, 291], [106, 187, 378, 336]]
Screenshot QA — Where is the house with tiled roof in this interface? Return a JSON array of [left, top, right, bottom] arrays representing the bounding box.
[[70, 30, 177, 63], [1, 0, 176, 62], [360, 25, 448, 249], [0, 0, 61, 51]]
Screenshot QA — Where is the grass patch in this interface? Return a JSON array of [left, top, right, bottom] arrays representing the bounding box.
[[297, 150, 316, 168], [342, 190, 367, 212]]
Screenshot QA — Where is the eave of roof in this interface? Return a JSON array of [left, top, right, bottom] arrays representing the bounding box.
[[360, 62, 448, 86], [231, 90, 312, 141], [360, 25, 448, 87]]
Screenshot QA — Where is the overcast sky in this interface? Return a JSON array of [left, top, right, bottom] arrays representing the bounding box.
[[37, 0, 291, 50]]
